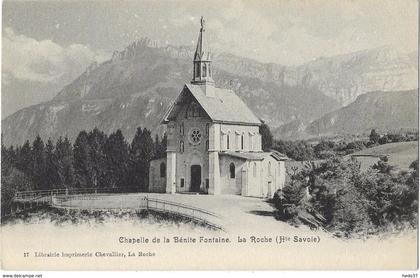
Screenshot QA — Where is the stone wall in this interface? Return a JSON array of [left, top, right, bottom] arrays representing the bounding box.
[[218, 154, 286, 198], [218, 156, 246, 195], [149, 158, 167, 193]]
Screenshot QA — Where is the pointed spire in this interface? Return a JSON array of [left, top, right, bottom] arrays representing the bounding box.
[[194, 16, 210, 61], [191, 16, 214, 86]]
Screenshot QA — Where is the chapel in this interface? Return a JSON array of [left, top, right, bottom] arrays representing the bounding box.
[[149, 17, 287, 198]]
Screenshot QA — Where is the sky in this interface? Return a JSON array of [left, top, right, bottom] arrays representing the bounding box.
[[2, 0, 419, 118]]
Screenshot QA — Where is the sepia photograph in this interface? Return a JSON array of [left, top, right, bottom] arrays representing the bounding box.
[[0, 0, 418, 272]]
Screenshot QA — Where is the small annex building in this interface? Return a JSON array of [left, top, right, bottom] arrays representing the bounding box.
[[149, 17, 287, 198]]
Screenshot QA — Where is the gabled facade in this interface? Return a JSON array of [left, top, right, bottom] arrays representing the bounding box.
[[149, 17, 287, 198]]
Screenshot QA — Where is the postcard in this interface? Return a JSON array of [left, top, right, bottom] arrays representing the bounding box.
[[1, 0, 418, 271]]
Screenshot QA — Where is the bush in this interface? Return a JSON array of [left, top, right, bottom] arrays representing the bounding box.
[[1, 167, 32, 218], [340, 140, 367, 155], [273, 182, 306, 221], [315, 150, 336, 159], [273, 140, 315, 161], [274, 156, 418, 238]]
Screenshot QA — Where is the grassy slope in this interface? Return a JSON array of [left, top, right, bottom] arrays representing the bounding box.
[[350, 141, 418, 170]]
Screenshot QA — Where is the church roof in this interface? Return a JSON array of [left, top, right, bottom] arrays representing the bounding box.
[[220, 150, 288, 161], [162, 17, 261, 126], [163, 84, 262, 126]]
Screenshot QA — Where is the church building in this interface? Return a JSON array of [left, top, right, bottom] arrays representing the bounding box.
[[149, 17, 287, 198]]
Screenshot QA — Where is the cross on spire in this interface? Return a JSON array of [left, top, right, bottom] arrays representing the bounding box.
[[191, 16, 214, 86], [200, 16, 205, 30]]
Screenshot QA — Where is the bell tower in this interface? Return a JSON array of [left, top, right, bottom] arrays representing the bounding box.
[[191, 16, 214, 86]]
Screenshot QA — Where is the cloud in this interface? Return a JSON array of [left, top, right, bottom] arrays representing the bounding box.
[[3, 28, 110, 83], [174, 0, 418, 65]]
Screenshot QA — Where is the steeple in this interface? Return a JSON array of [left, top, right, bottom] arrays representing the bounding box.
[[191, 16, 214, 86]]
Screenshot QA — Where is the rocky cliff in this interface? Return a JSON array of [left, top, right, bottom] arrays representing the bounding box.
[[2, 39, 418, 145]]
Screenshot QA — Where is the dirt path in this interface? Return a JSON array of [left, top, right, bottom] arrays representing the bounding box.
[[54, 192, 322, 235]]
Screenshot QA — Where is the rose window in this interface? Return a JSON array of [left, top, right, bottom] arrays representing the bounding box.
[[189, 128, 202, 145]]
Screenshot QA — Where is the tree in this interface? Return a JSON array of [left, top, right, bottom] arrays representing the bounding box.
[[1, 136, 32, 219], [139, 128, 155, 164], [128, 127, 154, 191], [73, 131, 91, 187], [372, 156, 393, 174], [55, 136, 74, 188], [45, 138, 59, 189], [1, 168, 32, 219], [314, 140, 336, 159], [1, 141, 16, 177], [154, 133, 167, 159], [273, 181, 306, 221], [341, 140, 366, 155], [31, 135, 47, 189], [260, 123, 273, 151], [274, 156, 388, 236], [409, 159, 418, 178], [369, 129, 380, 144], [87, 128, 107, 188], [15, 140, 32, 177], [273, 140, 315, 161], [103, 129, 129, 188]]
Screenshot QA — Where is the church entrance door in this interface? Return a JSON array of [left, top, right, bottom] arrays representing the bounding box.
[[190, 165, 201, 192]]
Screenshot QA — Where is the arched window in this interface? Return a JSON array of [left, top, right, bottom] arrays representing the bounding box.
[[205, 123, 209, 136], [249, 135, 253, 151], [268, 161, 272, 176], [180, 122, 184, 135], [227, 134, 230, 150], [241, 134, 244, 150], [160, 162, 166, 178], [253, 162, 257, 177], [195, 64, 200, 78], [229, 163, 235, 179], [203, 64, 207, 77], [180, 140, 184, 153]]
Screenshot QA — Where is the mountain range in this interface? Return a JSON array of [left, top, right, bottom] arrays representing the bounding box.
[[276, 89, 418, 140], [2, 38, 418, 146]]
